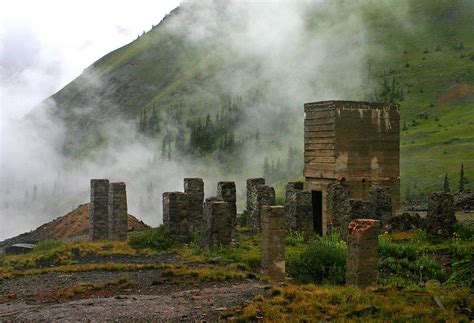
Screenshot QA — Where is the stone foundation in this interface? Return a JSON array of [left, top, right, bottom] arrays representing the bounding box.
[[261, 206, 285, 282], [108, 182, 128, 241], [285, 182, 313, 236], [90, 179, 110, 241], [346, 219, 380, 288], [201, 199, 232, 249], [184, 178, 204, 233], [163, 192, 190, 242], [217, 181, 237, 227], [425, 192, 456, 237]]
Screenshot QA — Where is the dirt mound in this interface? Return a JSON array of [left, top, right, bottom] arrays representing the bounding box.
[[0, 204, 149, 248], [436, 83, 474, 105]]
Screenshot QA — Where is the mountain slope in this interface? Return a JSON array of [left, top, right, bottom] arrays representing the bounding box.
[[44, 0, 474, 199]]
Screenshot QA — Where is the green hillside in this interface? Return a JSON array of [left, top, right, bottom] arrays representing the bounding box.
[[46, 0, 474, 200]]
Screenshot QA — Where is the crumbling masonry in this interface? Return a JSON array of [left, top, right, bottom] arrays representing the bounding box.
[[108, 182, 128, 241], [217, 181, 237, 226], [184, 178, 204, 232], [246, 178, 275, 230], [284, 182, 313, 236], [261, 206, 286, 282], [162, 192, 190, 243], [425, 192, 457, 237], [90, 179, 110, 241], [201, 198, 232, 249], [346, 219, 380, 288]]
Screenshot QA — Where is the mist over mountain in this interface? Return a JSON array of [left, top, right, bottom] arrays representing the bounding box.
[[1, 0, 473, 240]]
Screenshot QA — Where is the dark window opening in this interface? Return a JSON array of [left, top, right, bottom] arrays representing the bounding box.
[[312, 191, 323, 236]]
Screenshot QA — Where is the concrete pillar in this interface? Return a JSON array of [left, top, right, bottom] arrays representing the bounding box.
[[284, 182, 304, 230], [108, 182, 128, 241], [249, 185, 275, 230], [246, 178, 265, 216], [217, 181, 237, 227], [346, 219, 380, 288], [184, 178, 204, 232], [261, 206, 285, 282], [426, 192, 456, 237], [201, 198, 232, 249], [163, 191, 190, 243], [89, 179, 110, 241], [294, 191, 313, 236]]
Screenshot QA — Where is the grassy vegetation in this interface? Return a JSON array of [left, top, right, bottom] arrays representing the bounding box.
[[127, 226, 177, 251], [237, 284, 471, 321], [160, 264, 250, 283]]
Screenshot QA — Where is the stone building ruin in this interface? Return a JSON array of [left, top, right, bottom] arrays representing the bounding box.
[[89, 179, 128, 241], [246, 179, 275, 230], [304, 101, 400, 236]]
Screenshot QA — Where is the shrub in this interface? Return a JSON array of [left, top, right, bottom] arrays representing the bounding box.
[[33, 240, 64, 252], [454, 223, 474, 241], [285, 231, 306, 246], [287, 235, 347, 285], [127, 226, 176, 251]]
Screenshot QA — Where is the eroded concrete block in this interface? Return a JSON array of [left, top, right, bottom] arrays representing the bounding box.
[[184, 178, 204, 232], [201, 199, 232, 249], [249, 185, 275, 230], [90, 179, 110, 241], [246, 178, 265, 216], [346, 219, 380, 288], [108, 182, 128, 241], [217, 181, 237, 227], [163, 191, 190, 242], [261, 206, 285, 282], [425, 192, 456, 237]]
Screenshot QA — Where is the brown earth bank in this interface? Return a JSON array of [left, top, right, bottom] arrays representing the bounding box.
[[0, 204, 149, 251], [436, 83, 474, 105]]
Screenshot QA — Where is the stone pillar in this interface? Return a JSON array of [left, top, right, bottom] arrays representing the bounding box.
[[471, 251, 474, 298], [327, 182, 350, 229], [217, 181, 237, 227], [108, 182, 128, 241], [294, 191, 313, 236], [337, 199, 369, 240], [425, 192, 457, 237], [284, 182, 304, 230], [184, 178, 204, 233], [201, 198, 232, 249], [261, 206, 285, 282], [89, 179, 110, 241], [246, 178, 265, 215], [163, 192, 190, 243], [368, 185, 392, 230], [249, 185, 275, 230], [346, 219, 380, 288]]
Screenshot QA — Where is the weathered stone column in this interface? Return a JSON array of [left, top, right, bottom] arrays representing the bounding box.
[[89, 179, 110, 241], [261, 206, 285, 282], [346, 219, 380, 288], [163, 192, 190, 243], [338, 199, 369, 240], [284, 182, 304, 230], [217, 181, 237, 227], [368, 185, 392, 230], [425, 192, 457, 237], [294, 191, 313, 236], [246, 178, 265, 215], [108, 182, 128, 241], [201, 198, 232, 249], [184, 178, 204, 232], [250, 185, 275, 230]]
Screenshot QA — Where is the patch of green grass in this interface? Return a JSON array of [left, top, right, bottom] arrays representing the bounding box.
[[127, 226, 177, 251], [33, 240, 64, 253]]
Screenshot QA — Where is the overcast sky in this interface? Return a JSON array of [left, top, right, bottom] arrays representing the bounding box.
[[0, 0, 182, 123]]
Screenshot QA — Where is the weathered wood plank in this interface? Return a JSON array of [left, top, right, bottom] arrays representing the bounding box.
[[304, 143, 335, 150], [304, 162, 335, 171], [304, 123, 336, 132], [304, 131, 336, 138], [304, 156, 336, 163], [304, 149, 335, 157], [304, 137, 336, 144], [304, 117, 335, 126], [304, 110, 336, 119], [304, 167, 335, 179]]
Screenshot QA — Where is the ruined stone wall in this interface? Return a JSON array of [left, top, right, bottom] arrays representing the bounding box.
[[425, 192, 456, 237], [201, 199, 232, 249], [108, 182, 128, 241], [248, 185, 275, 230], [184, 178, 204, 233], [284, 182, 304, 230], [284, 182, 313, 235], [89, 179, 110, 241], [162, 192, 190, 242], [261, 206, 285, 282], [346, 219, 380, 288], [217, 181, 236, 226]]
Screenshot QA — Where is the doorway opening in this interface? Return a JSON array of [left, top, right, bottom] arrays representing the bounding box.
[[312, 190, 323, 236]]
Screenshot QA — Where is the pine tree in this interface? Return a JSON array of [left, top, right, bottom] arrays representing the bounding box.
[[460, 163, 465, 192], [402, 122, 408, 131], [263, 157, 270, 180], [443, 174, 450, 193]]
